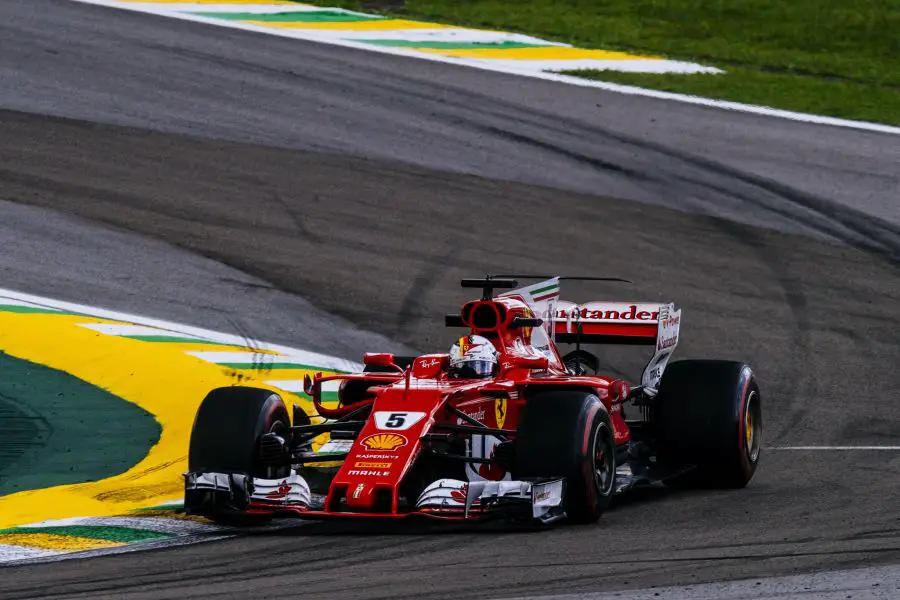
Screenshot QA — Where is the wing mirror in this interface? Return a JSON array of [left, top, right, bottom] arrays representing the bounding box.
[[363, 353, 398, 368]]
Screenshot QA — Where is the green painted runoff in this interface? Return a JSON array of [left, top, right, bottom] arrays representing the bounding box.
[[0, 351, 160, 497]]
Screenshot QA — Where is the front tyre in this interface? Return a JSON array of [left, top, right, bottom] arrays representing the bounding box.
[[186, 386, 291, 524], [514, 390, 616, 523]]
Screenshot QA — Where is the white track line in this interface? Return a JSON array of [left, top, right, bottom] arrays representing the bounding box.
[[79, 323, 207, 339], [0, 545, 62, 562], [0, 532, 235, 566], [0, 298, 61, 310], [106, 3, 347, 13], [71, 0, 900, 135], [768, 446, 900, 450], [2, 519, 315, 566], [19, 516, 225, 534]]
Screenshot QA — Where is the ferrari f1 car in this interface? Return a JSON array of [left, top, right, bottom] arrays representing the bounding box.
[[185, 277, 761, 525]]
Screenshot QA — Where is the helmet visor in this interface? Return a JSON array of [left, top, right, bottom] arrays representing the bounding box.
[[449, 359, 495, 379]]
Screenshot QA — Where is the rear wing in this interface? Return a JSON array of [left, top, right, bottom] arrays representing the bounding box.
[[552, 301, 660, 345], [503, 277, 681, 390]]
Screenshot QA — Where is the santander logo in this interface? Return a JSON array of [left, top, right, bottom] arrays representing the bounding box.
[[555, 303, 659, 322], [657, 335, 678, 350]]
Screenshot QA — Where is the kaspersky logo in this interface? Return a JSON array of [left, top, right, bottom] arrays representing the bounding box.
[[360, 433, 407, 451]]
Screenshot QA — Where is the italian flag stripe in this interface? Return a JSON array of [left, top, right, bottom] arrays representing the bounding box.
[[530, 282, 559, 296]]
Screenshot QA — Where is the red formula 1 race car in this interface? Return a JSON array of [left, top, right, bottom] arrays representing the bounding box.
[[184, 277, 762, 525]]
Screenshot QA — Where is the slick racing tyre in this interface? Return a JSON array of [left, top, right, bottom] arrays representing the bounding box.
[[187, 387, 291, 524], [654, 360, 761, 489], [514, 390, 616, 523]]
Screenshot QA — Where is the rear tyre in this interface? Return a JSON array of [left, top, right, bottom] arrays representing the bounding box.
[[654, 360, 761, 489], [514, 390, 616, 523], [187, 386, 291, 525]]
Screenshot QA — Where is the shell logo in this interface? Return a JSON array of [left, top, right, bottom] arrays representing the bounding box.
[[360, 433, 407, 451]]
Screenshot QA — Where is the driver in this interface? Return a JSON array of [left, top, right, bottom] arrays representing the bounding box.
[[448, 335, 499, 379]]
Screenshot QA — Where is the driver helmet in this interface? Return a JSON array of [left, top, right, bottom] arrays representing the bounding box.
[[448, 335, 499, 379]]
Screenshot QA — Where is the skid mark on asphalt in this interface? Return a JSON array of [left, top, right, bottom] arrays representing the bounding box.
[[68, 1, 900, 133]]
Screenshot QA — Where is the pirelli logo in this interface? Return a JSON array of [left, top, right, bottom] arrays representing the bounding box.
[[354, 461, 392, 469]]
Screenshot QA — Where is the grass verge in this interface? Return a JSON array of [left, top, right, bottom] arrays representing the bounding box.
[[307, 0, 900, 125]]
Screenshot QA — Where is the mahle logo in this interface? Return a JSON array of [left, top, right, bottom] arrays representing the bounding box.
[[360, 433, 407, 451]]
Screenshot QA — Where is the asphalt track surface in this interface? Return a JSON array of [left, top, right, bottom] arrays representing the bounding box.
[[0, 0, 898, 598]]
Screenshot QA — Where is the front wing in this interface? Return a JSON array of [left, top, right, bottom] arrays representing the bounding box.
[[184, 471, 566, 524]]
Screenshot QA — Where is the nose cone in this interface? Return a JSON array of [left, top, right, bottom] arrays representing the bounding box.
[[345, 482, 378, 509]]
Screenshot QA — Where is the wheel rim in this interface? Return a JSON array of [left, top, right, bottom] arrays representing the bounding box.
[[591, 424, 616, 496], [743, 390, 762, 463]]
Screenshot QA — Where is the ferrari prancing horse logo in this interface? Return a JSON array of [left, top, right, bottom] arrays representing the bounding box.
[[495, 397, 507, 429]]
